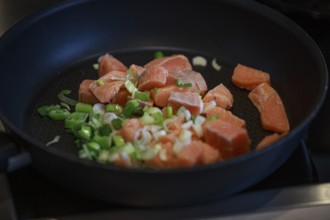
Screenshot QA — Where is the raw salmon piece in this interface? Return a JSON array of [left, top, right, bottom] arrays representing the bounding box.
[[98, 53, 128, 77], [203, 83, 233, 110], [98, 70, 127, 82], [128, 64, 145, 76], [118, 118, 142, 142], [194, 141, 221, 165], [168, 91, 203, 115], [150, 85, 195, 107], [144, 54, 192, 72], [256, 133, 283, 150], [147, 141, 218, 169], [137, 66, 168, 91], [166, 70, 208, 95], [205, 106, 246, 128], [89, 70, 127, 103], [113, 154, 133, 168], [78, 79, 99, 104], [174, 141, 204, 168], [163, 116, 184, 135], [111, 88, 130, 106], [89, 80, 124, 103], [145, 142, 176, 169], [203, 120, 250, 159], [248, 83, 290, 133], [232, 64, 270, 90]]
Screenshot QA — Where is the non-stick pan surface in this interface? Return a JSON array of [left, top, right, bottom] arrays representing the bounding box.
[[0, 0, 328, 206]]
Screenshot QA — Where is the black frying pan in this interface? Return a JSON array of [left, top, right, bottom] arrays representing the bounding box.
[[0, 0, 328, 206]]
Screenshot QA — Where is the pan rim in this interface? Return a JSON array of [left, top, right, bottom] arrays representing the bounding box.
[[0, 0, 328, 174]]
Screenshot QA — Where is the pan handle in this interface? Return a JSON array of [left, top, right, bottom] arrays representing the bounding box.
[[0, 125, 31, 173]]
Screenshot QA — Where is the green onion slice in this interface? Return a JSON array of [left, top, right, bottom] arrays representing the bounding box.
[[57, 90, 78, 106], [176, 79, 192, 88]]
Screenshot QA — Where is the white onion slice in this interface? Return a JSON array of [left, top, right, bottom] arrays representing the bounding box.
[[212, 58, 222, 71], [192, 56, 207, 66]]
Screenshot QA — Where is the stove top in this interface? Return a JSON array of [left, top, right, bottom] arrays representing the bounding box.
[[1, 0, 330, 219]]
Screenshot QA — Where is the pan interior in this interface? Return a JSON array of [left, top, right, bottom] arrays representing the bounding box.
[[25, 48, 271, 158]]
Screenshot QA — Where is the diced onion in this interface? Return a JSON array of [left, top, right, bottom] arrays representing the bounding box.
[[60, 102, 71, 110], [182, 120, 193, 130], [46, 135, 60, 146], [212, 58, 222, 71], [203, 100, 216, 113], [192, 56, 207, 67], [93, 63, 99, 70], [192, 124, 203, 138], [93, 103, 105, 114], [159, 149, 167, 161], [103, 112, 118, 124], [194, 115, 206, 125]]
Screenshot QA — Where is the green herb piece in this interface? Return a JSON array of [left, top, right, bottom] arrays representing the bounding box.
[[154, 51, 164, 58], [113, 135, 125, 147], [105, 104, 122, 113], [37, 104, 61, 116], [111, 118, 123, 130], [176, 79, 192, 87], [75, 102, 93, 113], [122, 99, 140, 117], [57, 90, 78, 106], [48, 108, 70, 120], [96, 79, 104, 86], [133, 91, 150, 101], [166, 106, 173, 118]]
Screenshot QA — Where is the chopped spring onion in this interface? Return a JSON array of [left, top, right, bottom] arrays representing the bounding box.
[[176, 79, 192, 88], [64, 112, 89, 130], [179, 130, 192, 143], [46, 135, 60, 146], [141, 112, 155, 125], [97, 125, 112, 136], [105, 104, 122, 113], [192, 56, 207, 67], [121, 142, 135, 155], [77, 124, 93, 140], [126, 69, 138, 84], [203, 100, 216, 113], [211, 58, 222, 71], [48, 109, 70, 120], [159, 148, 167, 161], [194, 115, 206, 125], [96, 79, 104, 86], [176, 106, 191, 121], [166, 106, 173, 118], [37, 105, 61, 116], [87, 142, 101, 154], [181, 120, 193, 130], [152, 112, 164, 125], [103, 112, 118, 125], [133, 91, 150, 101], [113, 135, 125, 147], [154, 51, 164, 58], [93, 103, 105, 115], [93, 63, 99, 70], [192, 124, 203, 138], [122, 99, 140, 117], [75, 102, 93, 113], [60, 102, 71, 110], [97, 150, 110, 163], [111, 118, 123, 130], [124, 80, 137, 94], [57, 90, 78, 106]]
